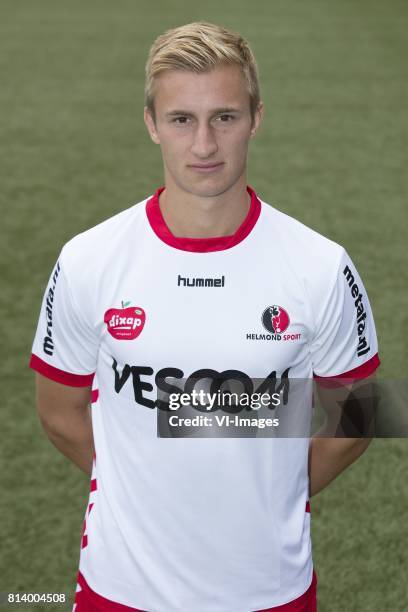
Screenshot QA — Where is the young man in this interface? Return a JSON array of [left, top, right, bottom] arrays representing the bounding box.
[[30, 21, 380, 612]]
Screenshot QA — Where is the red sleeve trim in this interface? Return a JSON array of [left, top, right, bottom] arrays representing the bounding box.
[[29, 353, 95, 387], [314, 353, 380, 387]]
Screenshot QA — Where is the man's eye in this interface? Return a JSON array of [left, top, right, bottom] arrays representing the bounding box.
[[172, 117, 190, 124], [217, 114, 234, 122], [171, 115, 235, 124]]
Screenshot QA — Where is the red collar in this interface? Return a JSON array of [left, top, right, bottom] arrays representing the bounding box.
[[145, 185, 261, 253]]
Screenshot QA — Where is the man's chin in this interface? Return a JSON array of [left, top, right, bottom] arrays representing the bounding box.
[[178, 177, 237, 199]]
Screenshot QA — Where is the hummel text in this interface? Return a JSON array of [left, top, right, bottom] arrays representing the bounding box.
[[177, 274, 225, 287]]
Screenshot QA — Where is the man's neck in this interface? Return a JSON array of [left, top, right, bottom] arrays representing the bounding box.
[[158, 179, 251, 239]]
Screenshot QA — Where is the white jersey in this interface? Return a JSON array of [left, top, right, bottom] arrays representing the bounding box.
[[30, 185, 380, 611]]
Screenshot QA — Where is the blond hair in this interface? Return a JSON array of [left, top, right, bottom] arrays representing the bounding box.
[[144, 21, 261, 124]]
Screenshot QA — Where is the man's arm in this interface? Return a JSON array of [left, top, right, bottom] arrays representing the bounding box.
[[308, 436, 372, 498], [35, 373, 95, 476], [308, 374, 376, 498]]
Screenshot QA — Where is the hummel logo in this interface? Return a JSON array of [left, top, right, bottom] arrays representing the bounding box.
[[177, 274, 225, 287]]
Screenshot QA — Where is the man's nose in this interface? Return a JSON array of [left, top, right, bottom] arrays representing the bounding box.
[[190, 123, 218, 158]]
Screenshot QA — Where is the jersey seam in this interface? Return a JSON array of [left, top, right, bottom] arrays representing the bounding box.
[[263, 208, 317, 349], [308, 246, 345, 347], [59, 246, 101, 370]]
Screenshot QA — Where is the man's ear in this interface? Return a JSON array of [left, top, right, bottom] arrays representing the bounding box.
[[250, 101, 264, 138], [144, 106, 160, 145]]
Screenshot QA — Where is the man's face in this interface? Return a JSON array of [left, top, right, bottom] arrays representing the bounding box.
[[144, 64, 263, 198]]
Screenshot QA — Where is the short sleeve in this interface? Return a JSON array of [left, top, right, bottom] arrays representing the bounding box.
[[311, 248, 380, 380], [29, 248, 99, 387]]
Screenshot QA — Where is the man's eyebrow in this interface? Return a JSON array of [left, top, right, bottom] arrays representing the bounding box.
[[165, 107, 242, 117]]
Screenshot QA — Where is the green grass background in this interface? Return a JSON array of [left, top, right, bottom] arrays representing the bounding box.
[[0, 0, 407, 610]]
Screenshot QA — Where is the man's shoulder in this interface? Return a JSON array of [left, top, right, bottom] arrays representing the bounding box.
[[259, 198, 344, 266], [256, 197, 347, 297], [67, 196, 148, 248], [59, 195, 150, 270], [260, 199, 341, 251]]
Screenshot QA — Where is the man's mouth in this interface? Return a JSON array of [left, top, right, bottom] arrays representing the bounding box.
[[188, 162, 224, 173]]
